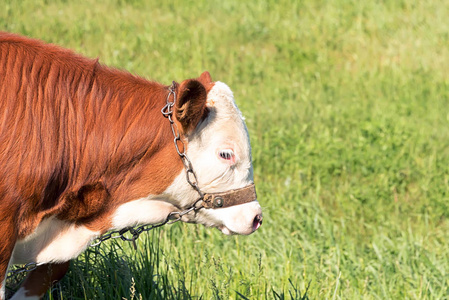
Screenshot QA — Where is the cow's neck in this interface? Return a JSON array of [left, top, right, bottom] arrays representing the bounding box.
[[56, 70, 185, 232]]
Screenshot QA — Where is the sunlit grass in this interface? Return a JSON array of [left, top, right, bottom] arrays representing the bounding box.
[[3, 0, 449, 298]]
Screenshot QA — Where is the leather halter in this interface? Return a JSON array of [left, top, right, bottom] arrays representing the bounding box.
[[163, 82, 257, 210], [202, 184, 257, 209]]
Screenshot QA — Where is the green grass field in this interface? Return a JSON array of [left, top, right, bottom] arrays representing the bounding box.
[[2, 0, 449, 299]]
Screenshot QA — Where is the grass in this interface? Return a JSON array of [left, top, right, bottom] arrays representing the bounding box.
[[2, 0, 449, 298]]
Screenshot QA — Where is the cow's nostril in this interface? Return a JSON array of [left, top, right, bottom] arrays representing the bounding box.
[[253, 214, 263, 231]]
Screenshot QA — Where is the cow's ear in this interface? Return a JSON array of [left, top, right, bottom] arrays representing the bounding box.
[[198, 71, 212, 85], [197, 71, 214, 93], [175, 79, 208, 134]]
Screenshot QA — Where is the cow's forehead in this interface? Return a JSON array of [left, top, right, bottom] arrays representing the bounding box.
[[200, 82, 248, 143]]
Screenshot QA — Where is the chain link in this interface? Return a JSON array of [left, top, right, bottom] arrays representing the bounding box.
[[7, 262, 40, 279], [8, 82, 206, 279]]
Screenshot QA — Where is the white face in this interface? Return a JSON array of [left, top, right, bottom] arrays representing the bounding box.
[[165, 82, 262, 235]]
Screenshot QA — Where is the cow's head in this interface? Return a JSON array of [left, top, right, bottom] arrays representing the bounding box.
[[164, 72, 262, 235]]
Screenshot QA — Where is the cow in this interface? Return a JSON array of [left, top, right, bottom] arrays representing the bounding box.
[[0, 32, 262, 299]]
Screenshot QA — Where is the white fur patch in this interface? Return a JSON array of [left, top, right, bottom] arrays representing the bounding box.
[[11, 218, 99, 265], [0, 281, 5, 300], [111, 199, 178, 229]]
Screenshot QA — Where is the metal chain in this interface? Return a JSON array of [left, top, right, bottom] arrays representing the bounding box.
[[7, 82, 205, 279], [7, 262, 41, 279], [89, 203, 199, 248], [161, 82, 205, 201]]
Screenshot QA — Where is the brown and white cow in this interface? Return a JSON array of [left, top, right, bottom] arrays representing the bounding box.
[[0, 32, 262, 299]]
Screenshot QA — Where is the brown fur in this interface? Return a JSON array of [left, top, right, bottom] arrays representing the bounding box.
[[0, 31, 211, 291]]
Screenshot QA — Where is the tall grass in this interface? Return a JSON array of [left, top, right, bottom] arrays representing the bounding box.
[[2, 0, 449, 298]]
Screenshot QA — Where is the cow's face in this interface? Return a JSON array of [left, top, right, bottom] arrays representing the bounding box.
[[165, 73, 262, 235]]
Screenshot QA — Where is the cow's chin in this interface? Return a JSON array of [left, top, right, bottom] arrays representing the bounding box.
[[217, 225, 252, 236], [218, 225, 235, 235]]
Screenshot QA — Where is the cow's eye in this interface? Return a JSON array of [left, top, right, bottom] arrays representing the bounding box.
[[218, 149, 234, 161]]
